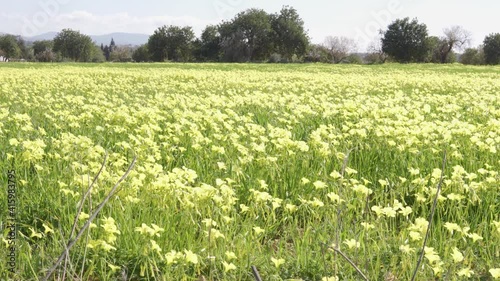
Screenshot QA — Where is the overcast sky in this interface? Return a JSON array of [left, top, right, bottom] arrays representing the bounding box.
[[1, 0, 499, 51]]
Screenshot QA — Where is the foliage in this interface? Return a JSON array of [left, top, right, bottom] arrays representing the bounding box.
[[109, 46, 133, 62], [32, 40, 54, 57], [382, 17, 429, 63], [53, 29, 95, 62], [35, 49, 56, 62], [324, 36, 357, 63], [90, 45, 106, 63], [196, 25, 222, 62], [304, 44, 330, 63], [270, 6, 309, 61], [148, 25, 195, 62], [344, 54, 363, 64], [219, 8, 273, 62], [460, 47, 485, 65], [483, 33, 500, 65], [0, 35, 22, 59], [132, 44, 150, 62]]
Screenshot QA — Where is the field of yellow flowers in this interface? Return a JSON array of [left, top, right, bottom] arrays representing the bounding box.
[[0, 63, 499, 280]]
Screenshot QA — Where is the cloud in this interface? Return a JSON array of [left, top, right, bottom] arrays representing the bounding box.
[[2, 10, 214, 37]]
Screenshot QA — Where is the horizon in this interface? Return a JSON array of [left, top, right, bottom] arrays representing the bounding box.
[[1, 0, 499, 51]]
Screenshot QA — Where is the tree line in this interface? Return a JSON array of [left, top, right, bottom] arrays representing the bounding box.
[[1, 6, 499, 65]]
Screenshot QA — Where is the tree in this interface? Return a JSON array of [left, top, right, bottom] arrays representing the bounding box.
[[304, 44, 330, 63], [437, 26, 471, 63], [219, 24, 251, 62], [110, 38, 116, 52], [36, 49, 56, 62], [148, 25, 195, 62], [16, 37, 31, 60], [53, 29, 94, 62], [324, 36, 357, 63], [483, 33, 500, 65], [219, 8, 273, 62], [0, 35, 22, 59], [132, 44, 150, 62], [90, 45, 106, 62], [109, 46, 133, 62], [0, 49, 6, 61], [198, 25, 222, 61], [382, 17, 429, 63], [365, 38, 388, 64], [426, 36, 446, 63], [32, 40, 53, 56], [270, 6, 309, 61], [460, 47, 485, 65]]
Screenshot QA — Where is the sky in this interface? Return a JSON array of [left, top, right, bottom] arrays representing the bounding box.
[[1, 0, 499, 51]]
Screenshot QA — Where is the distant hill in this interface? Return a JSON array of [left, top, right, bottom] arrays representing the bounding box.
[[90, 33, 149, 46], [23, 32, 149, 46], [26, 32, 58, 42]]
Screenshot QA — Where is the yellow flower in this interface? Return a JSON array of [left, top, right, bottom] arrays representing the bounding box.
[[239, 204, 249, 213], [285, 204, 297, 213], [343, 239, 360, 249], [184, 250, 198, 264], [399, 244, 414, 254], [108, 263, 120, 272], [329, 171, 341, 179], [206, 228, 225, 240], [399, 206, 412, 216], [78, 212, 90, 221], [313, 180, 327, 189], [489, 268, 500, 279], [29, 227, 43, 239], [327, 192, 343, 204], [409, 231, 422, 241], [223, 261, 237, 272], [253, 226, 265, 235], [150, 240, 162, 253], [9, 138, 19, 146], [457, 268, 474, 277], [225, 251, 237, 260], [165, 250, 179, 265], [468, 233, 483, 242], [424, 247, 440, 264], [360, 222, 375, 230], [451, 247, 464, 263], [42, 223, 54, 234], [444, 222, 461, 234], [492, 221, 500, 234], [301, 177, 310, 184], [378, 179, 388, 186], [100, 241, 117, 252], [271, 257, 285, 268], [310, 198, 324, 207], [382, 207, 396, 217], [2, 237, 10, 247], [345, 167, 357, 175]]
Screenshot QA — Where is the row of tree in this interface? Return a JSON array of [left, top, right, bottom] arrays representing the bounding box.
[[380, 17, 500, 65], [141, 6, 308, 63], [1, 7, 500, 65]]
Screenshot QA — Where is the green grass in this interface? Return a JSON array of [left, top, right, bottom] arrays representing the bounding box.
[[0, 62, 499, 280]]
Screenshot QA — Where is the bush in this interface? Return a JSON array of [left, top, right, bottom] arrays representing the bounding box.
[[460, 48, 485, 65], [483, 33, 500, 65], [344, 54, 363, 64], [36, 50, 55, 62], [268, 53, 283, 63]]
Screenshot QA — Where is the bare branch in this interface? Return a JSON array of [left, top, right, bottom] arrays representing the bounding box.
[[410, 150, 447, 281], [43, 155, 137, 281]]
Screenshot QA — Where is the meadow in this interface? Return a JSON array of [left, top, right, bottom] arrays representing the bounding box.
[[0, 63, 499, 280]]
